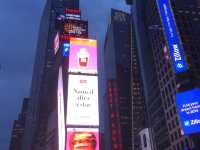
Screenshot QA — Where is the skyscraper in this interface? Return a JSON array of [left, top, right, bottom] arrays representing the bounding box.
[[104, 9, 132, 150], [21, 0, 81, 150], [126, 0, 200, 149], [9, 98, 29, 150]]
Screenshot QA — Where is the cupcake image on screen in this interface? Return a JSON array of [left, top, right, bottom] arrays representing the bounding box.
[[77, 48, 89, 68], [69, 132, 97, 150]]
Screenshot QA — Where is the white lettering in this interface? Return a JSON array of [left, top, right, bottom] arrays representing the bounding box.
[[173, 44, 182, 61]]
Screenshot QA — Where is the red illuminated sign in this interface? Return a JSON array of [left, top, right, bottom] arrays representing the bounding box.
[[65, 9, 80, 14]]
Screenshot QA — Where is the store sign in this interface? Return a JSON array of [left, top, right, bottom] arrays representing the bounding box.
[[54, 32, 60, 54], [69, 38, 97, 74], [156, 0, 187, 73], [66, 128, 99, 150], [62, 20, 88, 38], [66, 75, 99, 126], [176, 88, 200, 135]]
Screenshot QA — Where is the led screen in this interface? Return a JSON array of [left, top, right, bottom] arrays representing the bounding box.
[[156, 0, 187, 73], [62, 20, 88, 38], [69, 38, 97, 74], [66, 75, 99, 126], [176, 88, 200, 135], [66, 128, 99, 150], [54, 32, 59, 54], [63, 42, 70, 57], [58, 67, 65, 150], [65, 9, 81, 20]]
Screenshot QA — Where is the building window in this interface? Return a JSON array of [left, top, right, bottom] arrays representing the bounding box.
[[143, 134, 147, 148]]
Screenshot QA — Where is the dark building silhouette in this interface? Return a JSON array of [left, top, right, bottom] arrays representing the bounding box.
[[9, 98, 29, 150], [126, 0, 200, 149], [104, 9, 145, 150]]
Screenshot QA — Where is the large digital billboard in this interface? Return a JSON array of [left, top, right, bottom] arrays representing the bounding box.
[[58, 67, 65, 150], [66, 75, 99, 126], [156, 0, 187, 73], [176, 88, 200, 135], [65, 9, 81, 20], [66, 128, 99, 150], [68, 38, 97, 74], [62, 20, 88, 38]]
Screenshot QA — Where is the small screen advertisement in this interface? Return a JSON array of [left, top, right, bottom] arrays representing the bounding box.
[[156, 0, 187, 73], [65, 9, 81, 20], [66, 75, 99, 126], [54, 32, 60, 54], [176, 88, 200, 135], [66, 128, 99, 150], [68, 38, 97, 74], [62, 20, 88, 38]]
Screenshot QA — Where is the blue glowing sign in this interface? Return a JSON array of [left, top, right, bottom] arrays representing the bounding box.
[[176, 88, 200, 135], [63, 42, 70, 56], [156, 0, 187, 73]]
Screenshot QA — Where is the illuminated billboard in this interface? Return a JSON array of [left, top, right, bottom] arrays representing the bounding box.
[[69, 38, 97, 74], [66, 75, 99, 126], [176, 88, 200, 135], [63, 42, 70, 57], [58, 67, 65, 150], [66, 128, 99, 150], [65, 9, 81, 20], [62, 20, 88, 38], [54, 32, 60, 54], [156, 0, 187, 73]]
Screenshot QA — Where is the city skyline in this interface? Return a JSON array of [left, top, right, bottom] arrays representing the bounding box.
[[0, 0, 129, 149]]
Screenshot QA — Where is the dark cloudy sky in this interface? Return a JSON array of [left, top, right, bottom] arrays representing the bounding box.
[[0, 0, 129, 149]]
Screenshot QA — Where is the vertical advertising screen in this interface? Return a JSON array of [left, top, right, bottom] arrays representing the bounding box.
[[66, 75, 99, 126], [54, 32, 60, 54], [58, 67, 66, 150], [176, 88, 200, 135], [66, 128, 99, 150], [69, 38, 97, 74], [156, 0, 187, 73]]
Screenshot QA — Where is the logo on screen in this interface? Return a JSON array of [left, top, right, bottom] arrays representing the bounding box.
[[184, 121, 190, 127]]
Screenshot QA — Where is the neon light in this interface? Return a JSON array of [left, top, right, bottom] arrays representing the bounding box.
[[58, 67, 66, 150], [156, 0, 187, 73]]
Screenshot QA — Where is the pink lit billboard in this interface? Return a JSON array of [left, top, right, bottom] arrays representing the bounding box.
[[66, 128, 99, 150], [68, 38, 97, 74]]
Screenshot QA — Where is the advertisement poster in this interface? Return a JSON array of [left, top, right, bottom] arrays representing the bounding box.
[[156, 0, 187, 73], [66, 75, 99, 126], [54, 32, 59, 54], [63, 20, 88, 38], [68, 38, 97, 74], [66, 128, 99, 150], [176, 88, 200, 135]]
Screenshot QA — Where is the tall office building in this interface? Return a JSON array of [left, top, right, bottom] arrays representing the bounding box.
[[104, 9, 145, 150], [126, 0, 200, 149], [9, 98, 29, 150], [130, 16, 146, 150], [21, 0, 80, 150]]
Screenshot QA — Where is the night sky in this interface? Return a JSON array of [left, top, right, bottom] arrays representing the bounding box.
[[0, 0, 129, 149]]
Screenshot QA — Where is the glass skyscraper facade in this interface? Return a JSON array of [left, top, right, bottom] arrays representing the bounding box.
[[126, 0, 200, 149]]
